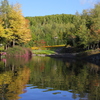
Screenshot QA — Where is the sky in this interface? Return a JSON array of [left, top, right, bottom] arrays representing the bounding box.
[[8, 0, 100, 17]]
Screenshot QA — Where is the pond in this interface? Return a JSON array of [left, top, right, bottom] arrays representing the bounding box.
[[0, 56, 100, 100]]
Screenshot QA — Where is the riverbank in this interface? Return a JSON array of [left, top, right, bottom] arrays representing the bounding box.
[[79, 53, 100, 65], [32, 48, 100, 59], [1, 46, 100, 66], [32, 48, 100, 66], [46, 53, 77, 59]]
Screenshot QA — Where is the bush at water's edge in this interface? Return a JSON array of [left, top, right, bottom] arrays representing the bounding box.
[[6, 46, 32, 58]]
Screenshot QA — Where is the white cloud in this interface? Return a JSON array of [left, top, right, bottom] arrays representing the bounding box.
[[80, 0, 99, 5]]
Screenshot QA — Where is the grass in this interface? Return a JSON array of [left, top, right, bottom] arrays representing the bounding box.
[[0, 46, 4, 52], [32, 50, 55, 55]]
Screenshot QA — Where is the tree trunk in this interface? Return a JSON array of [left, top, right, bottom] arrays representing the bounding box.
[[87, 46, 89, 50], [13, 39, 15, 47], [4, 44, 8, 50]]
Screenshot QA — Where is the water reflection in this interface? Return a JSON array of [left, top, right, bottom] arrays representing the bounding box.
[[0, 57, 31, 100], [0, 56, 100, 100], [28, 57, 100, 100]]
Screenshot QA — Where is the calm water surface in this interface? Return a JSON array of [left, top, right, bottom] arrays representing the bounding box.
[[0, 56, 100, 100]]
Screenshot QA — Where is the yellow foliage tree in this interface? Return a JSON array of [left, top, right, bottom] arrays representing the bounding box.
[[0, 1, 31, 48], [0, 20, 5, 38], [8, 3, 31, 46]]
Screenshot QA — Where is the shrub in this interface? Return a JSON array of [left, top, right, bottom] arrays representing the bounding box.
[[6, 46, 32, 58]]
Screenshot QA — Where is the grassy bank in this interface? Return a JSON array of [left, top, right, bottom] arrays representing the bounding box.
[[32, 50, 55, 55]]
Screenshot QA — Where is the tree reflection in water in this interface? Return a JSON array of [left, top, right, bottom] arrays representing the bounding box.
[[0, 57, 31, 100], [0, 56, 100, 100], [28, 57, 100, 100]]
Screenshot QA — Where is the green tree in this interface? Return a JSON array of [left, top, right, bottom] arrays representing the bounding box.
[[89, 3, 100, 48]]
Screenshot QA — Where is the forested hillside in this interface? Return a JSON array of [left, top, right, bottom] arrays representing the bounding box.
[[1, 0, 100, 50], [26, 14, 75, 46], [26, 3, 100, 50]]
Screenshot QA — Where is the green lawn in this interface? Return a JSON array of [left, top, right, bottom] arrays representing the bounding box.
[[32, 50, 55, 55]]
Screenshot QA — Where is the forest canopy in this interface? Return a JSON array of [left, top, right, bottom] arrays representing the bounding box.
[[26, 2, 100, 50]]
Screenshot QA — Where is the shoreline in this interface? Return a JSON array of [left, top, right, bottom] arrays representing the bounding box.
[[32, 52, 100, 66]]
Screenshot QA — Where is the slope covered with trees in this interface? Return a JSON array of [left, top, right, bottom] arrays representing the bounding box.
[[26, 14, 75, 46], [1, 0, 100, 51], [26, 3, 100, 50]]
